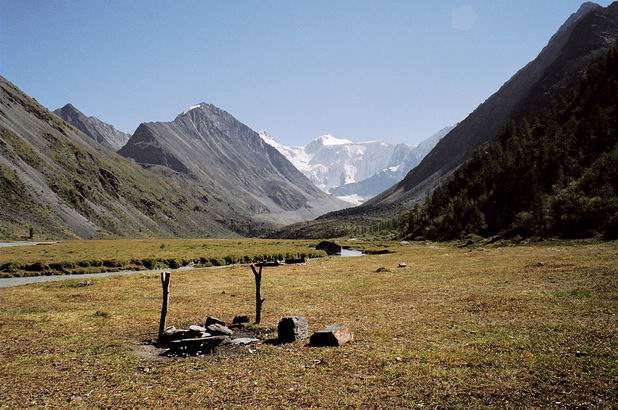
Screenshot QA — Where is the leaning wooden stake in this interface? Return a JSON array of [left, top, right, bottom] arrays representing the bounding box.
[[158, 271, 171, 338], [250, 264, 266, 324]]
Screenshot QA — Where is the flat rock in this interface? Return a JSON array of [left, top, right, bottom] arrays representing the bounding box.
[[158, 327, 190, 346], [188, 325, 207, 335], [398, 262, 407, 268], [309, 324, 353, 347], [205, 316, 226, 327], [231, 338, 259, 345], [278, 316, 308, 343], [232, 315, 250, 325], [207, 323, 233, 336]]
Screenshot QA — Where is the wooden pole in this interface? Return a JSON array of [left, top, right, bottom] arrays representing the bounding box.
[[250, 264, 266, 324], [158, 271, 171, 338]]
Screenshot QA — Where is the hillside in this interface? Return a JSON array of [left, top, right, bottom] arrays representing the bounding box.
[[53, 104, 131, 151], [261, 126, 453, 205], [118, 103, 347, 227], [0, 76, 249, 239], [273, 2, 618, 238], [404, 40, 618, 240]]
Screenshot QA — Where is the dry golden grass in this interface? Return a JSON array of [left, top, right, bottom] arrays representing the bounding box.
[[0, 241, 616, 408], [0, 239, 326, 277]]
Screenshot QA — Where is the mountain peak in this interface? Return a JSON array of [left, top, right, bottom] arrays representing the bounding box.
[[53, 103, 130, 151], [578, 2, 601, 13], [181, 102, 215, 115], [314, 134, 353, 146], [174, 102, 238, 127], [56, 103, 83, 117]]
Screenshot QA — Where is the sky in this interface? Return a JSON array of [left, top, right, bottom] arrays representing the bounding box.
[[0, 0, 614, 146]]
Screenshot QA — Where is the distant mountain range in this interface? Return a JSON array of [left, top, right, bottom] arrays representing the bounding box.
[[259, 126, 453, 205], [53, 104, 130, 151], [0, 85, 346, 239], [118, 103, 346, 227], [273, 1, 618, 238]]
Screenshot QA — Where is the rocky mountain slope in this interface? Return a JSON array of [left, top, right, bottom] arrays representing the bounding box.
[[367, 1, 618, 210], [118, 103, 347, 227], [405, 37, 618, 240], [0, 76, 240, 239], [274, 1, 618, 238], [53, 103, 130, 151], [0, 81, 346, 240], [260, 126, 453, 205]]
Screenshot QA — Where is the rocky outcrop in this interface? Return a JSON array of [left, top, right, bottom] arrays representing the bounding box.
[[118, 103, 348, 229], [53, 104, 130, 151]]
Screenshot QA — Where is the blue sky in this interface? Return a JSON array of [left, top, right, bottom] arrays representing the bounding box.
[[0, 1, 613, 145]]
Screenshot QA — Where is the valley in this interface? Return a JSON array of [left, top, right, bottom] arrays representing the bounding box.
[[0, 240, 616, 407], [1, 1, 617, 408]]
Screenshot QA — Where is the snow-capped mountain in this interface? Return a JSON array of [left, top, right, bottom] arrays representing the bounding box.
[[259, 126, 454, 205]]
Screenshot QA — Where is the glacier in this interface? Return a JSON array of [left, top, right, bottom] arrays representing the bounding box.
[[259, 126, 454, 204]]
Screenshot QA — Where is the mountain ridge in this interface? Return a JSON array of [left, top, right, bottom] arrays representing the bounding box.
[[118, 103, 348, 227], [53, 104, 131, 151], [272, 1, 618, 238], [259, 125, 453, 205]]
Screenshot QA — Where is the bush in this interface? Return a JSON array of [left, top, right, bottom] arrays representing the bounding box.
[[1, 262, 21, 273], [102, 260, 124, 268], [210, 258, 226, 266], [165, 259, 180, 269], [25, 262, 48, 272], [141, 258, 160, 269]]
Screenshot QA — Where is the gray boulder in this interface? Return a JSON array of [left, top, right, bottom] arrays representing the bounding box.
[[316, 241, 341, 255], [205, 316, 226, 327], [277, 316, 308, 343], [207, 323, 233, 336], [309, 324, 353, 347]]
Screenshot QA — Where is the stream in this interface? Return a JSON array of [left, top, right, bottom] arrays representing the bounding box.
[[0, 248, 365, 288]]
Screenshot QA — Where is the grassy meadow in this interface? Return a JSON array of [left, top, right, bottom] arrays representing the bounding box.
[[0, 239, 327, 277], [0, 240, 616, 408]]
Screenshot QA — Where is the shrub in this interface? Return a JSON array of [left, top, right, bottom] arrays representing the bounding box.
[[1, 262, 21, 273], [165, 259, 180, 269], [25, 262, 48, 272], [102, 260, 124, 268], [141, 258, 159, 270]]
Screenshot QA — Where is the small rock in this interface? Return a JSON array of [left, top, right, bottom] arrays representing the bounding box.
[[399, 241, 409, 245], [188, 325, 207, 336], [205, 316, 226, 327], [576, 350, 587, 357], [398, 262, 407, 268], [232, 315, 250, 325], [158, 327, 190, 346], [277, 316, 309, 343], [231, 338, 259, 345], [537, 262, 545, 266], [309, 324, 353, 347], [207, 323, 233, 336]]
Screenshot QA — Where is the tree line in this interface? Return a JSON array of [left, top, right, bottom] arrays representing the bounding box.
[[402, 41, 618, 240]]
